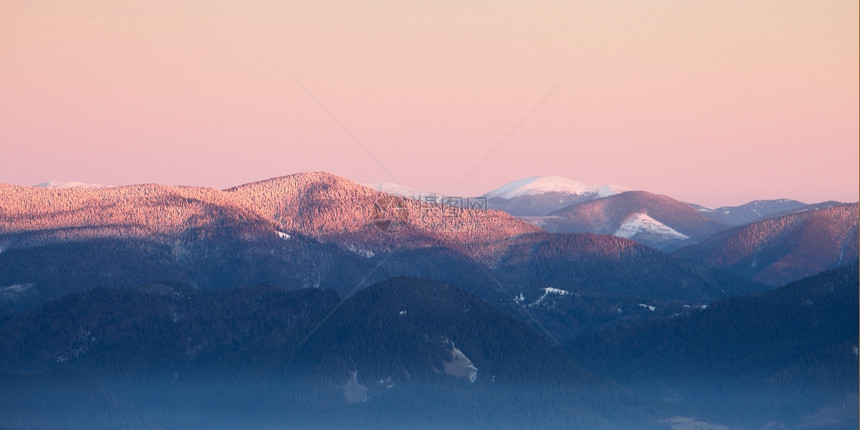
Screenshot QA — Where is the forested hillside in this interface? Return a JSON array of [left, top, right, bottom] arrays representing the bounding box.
[[0, 278, 664, 429], [567, 263, 859, 429], [675, 203, 858, 285]]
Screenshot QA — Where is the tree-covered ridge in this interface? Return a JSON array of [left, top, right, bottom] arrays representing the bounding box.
[[675, 203, 859, 285], [293, 277, 600, 384], [547, 190, 727, 240], [0, 182, 273, 245], [493, 232, 765, 301], [0, 172, 540, 261], [226, 172, 541, 261], [0, 283, 340, 373]]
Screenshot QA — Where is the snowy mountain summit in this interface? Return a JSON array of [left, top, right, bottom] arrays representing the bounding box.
[[485, 176, 629, 199], [34, 180, 113, 190], [484, 176, 630, 217]]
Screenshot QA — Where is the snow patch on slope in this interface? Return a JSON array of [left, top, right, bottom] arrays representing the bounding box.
[[444, 346, 478, 383], [1, 283, 33, 294], [345, 245, 375, 258], [343, 370, 368, 403], [0, 283, 36, 301], [615, 213, 689, 240], [528, 287, 571, 307]]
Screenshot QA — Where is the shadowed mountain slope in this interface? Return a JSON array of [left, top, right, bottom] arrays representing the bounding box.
[[567, 263, 859, 429], [0, 278, 665, 429]]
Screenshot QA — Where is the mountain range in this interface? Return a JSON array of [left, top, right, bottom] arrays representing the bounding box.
[[690, 199, 808, 226], [1, 173, 854, 333], [0, 172, 856, 429], [480, 177, 853, 254], [0, 174, 768, 337], [21, 173, 850, 257]]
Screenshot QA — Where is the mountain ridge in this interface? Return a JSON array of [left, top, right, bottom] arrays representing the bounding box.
[[675, 203, 859, 285], [2, 172, 541, 263], [527, 190, 728, 251]]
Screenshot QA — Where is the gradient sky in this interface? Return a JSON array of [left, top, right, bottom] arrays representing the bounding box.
[[1, 1, 857, 207]]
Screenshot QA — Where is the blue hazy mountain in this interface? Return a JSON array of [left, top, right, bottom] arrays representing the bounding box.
[[567, 263, 859, 429]]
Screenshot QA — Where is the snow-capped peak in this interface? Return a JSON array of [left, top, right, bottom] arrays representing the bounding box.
[[485, 176, 629, 199], [34, 180, 113, 190], [614, 213, 689, 240]]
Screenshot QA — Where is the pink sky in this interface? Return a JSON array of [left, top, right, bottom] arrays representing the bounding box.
[[1, 1, 857, 207]]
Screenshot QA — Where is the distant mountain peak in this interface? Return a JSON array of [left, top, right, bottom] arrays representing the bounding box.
[[694, 198, 809, 226], [34, 180, 113, 190], [485, 176, 629, 199]]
